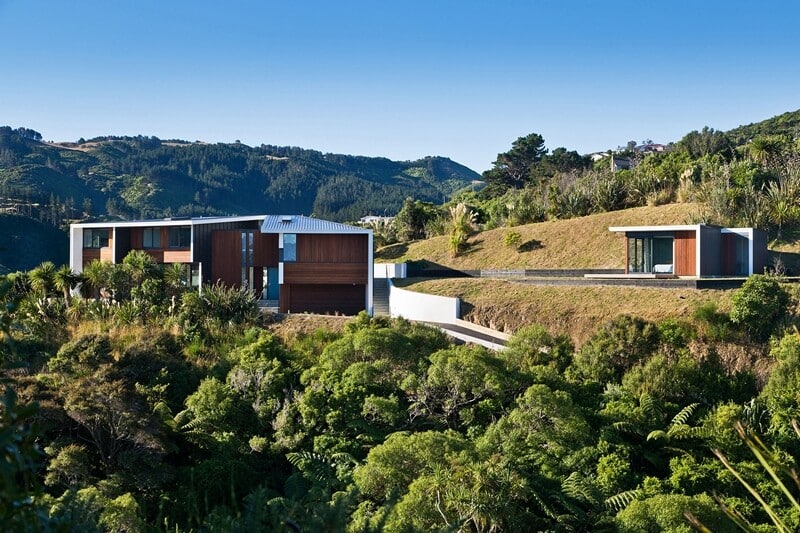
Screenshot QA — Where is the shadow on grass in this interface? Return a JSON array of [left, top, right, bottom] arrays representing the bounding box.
[[375, 242, 409, 260], [769, 250, 800, 276], [518, 239, 543, 252], [459, 238, 484, 256]]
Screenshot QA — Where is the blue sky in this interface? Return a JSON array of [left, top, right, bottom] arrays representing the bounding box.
[[1, 1, 799, 172]]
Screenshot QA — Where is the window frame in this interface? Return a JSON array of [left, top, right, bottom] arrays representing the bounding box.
[[82, 228, 109, 249], [142, 228, 161, 249], [168, 226, 191, 249]]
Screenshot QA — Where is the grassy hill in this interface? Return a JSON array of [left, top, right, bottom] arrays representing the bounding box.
[[380, 203, 786, 344], [0, 214, 68, 273], [396, 278, 734, 345], [377, 203, 703, 270]]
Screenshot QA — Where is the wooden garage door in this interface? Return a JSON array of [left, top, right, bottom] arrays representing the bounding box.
[[284, 284, 365, 315]]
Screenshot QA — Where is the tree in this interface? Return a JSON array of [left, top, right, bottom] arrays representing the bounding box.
[[392, 198, 440, 241], [678, 127, 733, 159], [729, 274, 789, 342], [572, 315, 659, 383], [483, 133, 547, 191]]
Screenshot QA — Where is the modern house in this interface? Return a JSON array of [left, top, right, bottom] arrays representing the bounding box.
[[69, 215, 373, 315], [608, 224, 768, 277]]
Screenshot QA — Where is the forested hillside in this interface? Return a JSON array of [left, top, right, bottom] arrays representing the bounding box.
[[0, 127, 478, 224], [3, 258, 800, 531]]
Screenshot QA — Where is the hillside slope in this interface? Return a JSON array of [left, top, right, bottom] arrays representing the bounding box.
[[377, 203, 702, 270], [0, 129, 479, 223], [0, 214, 68, 273], [396, 278, 734, 345]]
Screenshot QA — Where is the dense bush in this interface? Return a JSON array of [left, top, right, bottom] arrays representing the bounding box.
[[730, 274, 789, 342]]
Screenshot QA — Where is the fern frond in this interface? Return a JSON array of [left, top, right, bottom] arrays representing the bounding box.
[[286, 451, 336, 483], [671, 402, 700, 427], [639, 393, 662, 419], [605, 489, 642, 511], [561, 472, 598, 505], [612, 421, 643, 436]]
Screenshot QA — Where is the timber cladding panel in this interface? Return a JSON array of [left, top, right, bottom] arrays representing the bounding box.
[[283, 263, 368, 284], [281, 284, 366, 315], [674, 231, 697, 276], [211, 231, 241, 287], [82, 249, 101, 264], [296, 234, 367, 263], [254, 234, 279, 266]]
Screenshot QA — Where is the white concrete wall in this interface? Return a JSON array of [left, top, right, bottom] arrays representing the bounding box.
[[374, 263, 407, 279], [388, 280, 459, 324], [68, 225, 84, 272]]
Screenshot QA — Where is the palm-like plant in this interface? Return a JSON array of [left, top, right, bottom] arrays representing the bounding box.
[[122, 249, 158, 285], [80, 260, 109, 299], [764, 171, 800, 241], [448, 202, 477, 257], [53, 265, 79, 303], [162, 262, 188, 295], [28, 261, 56, 298]]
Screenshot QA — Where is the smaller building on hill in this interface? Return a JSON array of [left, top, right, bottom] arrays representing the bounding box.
[[69, 215, 373, 315], [609, 224, 767, 277]]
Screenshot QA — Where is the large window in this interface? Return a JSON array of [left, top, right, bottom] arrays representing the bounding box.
[[142, 228, 161, 248], [83, 229, 109, 248], [283, 233, 297, 262], [169, 226, 191, 248], [628, 236, 673, 273]]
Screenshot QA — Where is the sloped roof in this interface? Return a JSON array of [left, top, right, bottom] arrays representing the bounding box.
[[260, 215, 371, 235]]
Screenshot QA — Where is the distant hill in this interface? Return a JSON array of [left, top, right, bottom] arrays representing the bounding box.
[[0, 214, 68, 273], [0, 128, 480, 224], [725, 109, 800, 144]]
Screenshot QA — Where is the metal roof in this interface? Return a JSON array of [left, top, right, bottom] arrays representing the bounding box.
[[70, 215, 266, 229], [261, 215, 371, 234]]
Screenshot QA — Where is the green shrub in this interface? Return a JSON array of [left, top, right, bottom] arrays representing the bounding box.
[[503, 230, 522, 249], [730, 274, 789, 342], [572, 315, 659, 383]]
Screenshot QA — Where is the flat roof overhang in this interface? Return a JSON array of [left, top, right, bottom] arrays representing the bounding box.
[[70, 215, 266, 230], [608, 224, 702, 233]]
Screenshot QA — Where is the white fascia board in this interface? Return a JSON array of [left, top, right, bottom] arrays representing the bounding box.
[[69, 215, 265, 230], [608, 224, 701, 233]]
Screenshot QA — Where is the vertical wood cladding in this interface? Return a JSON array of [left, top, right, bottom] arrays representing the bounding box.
[[281, 284, 365, 315], [296, 234, 367, 263], [721, 233, 735, 276], [211, 231, 242, 287], [195, 221, 261, 284], [210, 230, 279, 290], [254, 234, 279, 266], [674, 231, 696, 276]]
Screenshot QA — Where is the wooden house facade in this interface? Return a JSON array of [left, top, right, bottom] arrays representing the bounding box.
[[69, 215, 374, 315]]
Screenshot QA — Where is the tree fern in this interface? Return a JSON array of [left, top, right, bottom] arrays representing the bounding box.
[[604, 489, 642, 512]]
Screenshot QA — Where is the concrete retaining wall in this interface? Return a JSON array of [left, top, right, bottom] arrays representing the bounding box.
[[374, 263, 407, 279], [388, 279, 460, 324]]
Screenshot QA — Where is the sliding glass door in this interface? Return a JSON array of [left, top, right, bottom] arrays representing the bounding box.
[[628, 236, 674, 273]]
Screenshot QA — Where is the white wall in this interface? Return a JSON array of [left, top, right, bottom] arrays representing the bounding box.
[[374, 263, 407, 279], [388, 280, 459, 324]]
